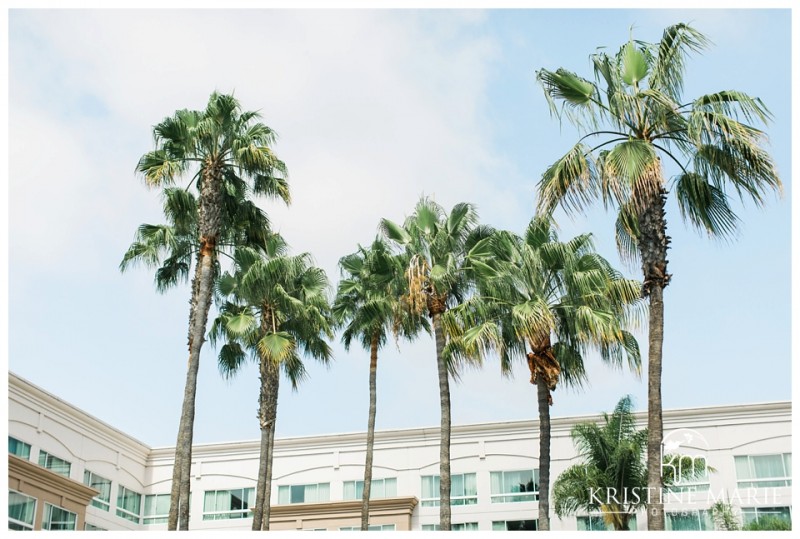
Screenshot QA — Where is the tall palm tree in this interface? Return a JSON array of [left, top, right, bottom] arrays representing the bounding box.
[[456, 216, 641, 530], [134, 92, 289, 530], [552, 395, 710, 531], [535, 24, 781, 529], [380, 197, 491, 530], [210, 245, 333, 530], [332, 238, 429, 530]]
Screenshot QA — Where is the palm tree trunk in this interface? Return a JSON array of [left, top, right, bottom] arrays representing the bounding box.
[[251, 357, 271, 530], [261, 362, 280, 530], [637, 184, 670, 531], [360, 333, 380, 530], [167, 162, 223, 531], [536, 377, 551, 531], [645, 284, 665, 530], [432, 312, 451, 530], [167, 255, 202, 531]]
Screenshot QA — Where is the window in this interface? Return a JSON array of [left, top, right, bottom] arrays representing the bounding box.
[[665, 510, 712, 531], [492, 520, 537, 531], [42, 503, 77, 530], [203, 488, 255, 520], [422, 523, 478, 531], [277, 483, 330, 505], [666, 467, 710, 494], [735, 454, 792, 488], [343, 478, 397, 500], [741, 506, 791, 526], [339, 524, 396, 531], [8, 490, 36, 530], [8, 437, 31, 460], [84, 523, 107, 531], [144, 494, 171, 524], [37, 450, 71, 478], [83, 470, 112, 511], [490, 469, 539, 503], [420, 473, 477, 507], [116, 485, 142, 523], [576, 514, 637, 531]]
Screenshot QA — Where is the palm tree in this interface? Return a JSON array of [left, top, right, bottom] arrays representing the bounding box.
[[553, 395, 710, 531], [380, 197, 491, 530], [535, 23, 781, 529], [332, 238, 428, 530], [457, 216, 641, 530], [134, 92, 289, 530], [210, 244, 333, 530]]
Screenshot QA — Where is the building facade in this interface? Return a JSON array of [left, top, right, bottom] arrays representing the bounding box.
[[7, 372, 792, 531]]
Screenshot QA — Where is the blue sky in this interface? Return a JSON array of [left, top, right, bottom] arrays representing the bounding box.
[[6, 8, 792, 447]]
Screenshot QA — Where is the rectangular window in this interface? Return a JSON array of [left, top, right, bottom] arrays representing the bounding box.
[[83, 470, 112, 511], [577, 515, 608, 531], [422, 523, 478, 531], [665, 510, 712, 531], [666, 466, 710, 494], [116, 485, 142, 523], [492, 520, 538, 531], [576, 514, 637, 531], [8, 490, 37, 530], [84, 523, 107, 531], [277, 483, 330, 505], [42, 503, 77, 530], [741, 506, 791, 526], [339, 524, 396, 531], [203, 488, 255, 520], [343, 478, 397, 500], [38, 450, 71, 478], [144, 494, 171, 524], [490, 469, 539, 503], [8, 437, 31, 460], [735, 454, 792, 488], [420, 473, 477, 507]]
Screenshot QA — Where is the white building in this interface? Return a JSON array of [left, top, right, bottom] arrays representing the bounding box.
[[7, 372, 792, 531]]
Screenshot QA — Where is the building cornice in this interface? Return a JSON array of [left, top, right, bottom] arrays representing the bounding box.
[[10, 371, 789, 461], [8, 372, 151, 462], [9, 454, 99, 505], [269, 496, 418, 520], [170, 401, 790, 458]]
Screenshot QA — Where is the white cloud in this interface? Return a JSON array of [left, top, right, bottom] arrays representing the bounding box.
[[10, 10, 512, 278]]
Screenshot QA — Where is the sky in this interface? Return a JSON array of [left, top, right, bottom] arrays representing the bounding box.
[[5, 6, 794, 448]]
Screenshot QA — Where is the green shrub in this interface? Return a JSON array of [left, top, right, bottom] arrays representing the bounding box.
[[742, 516, 791, 531]]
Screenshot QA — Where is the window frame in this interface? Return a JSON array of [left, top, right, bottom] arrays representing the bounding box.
[[116, 484, 143, 523], [489, 469, 540, 503], [143, 493, 172, 524], [576, 513, 638, 531], [276, 483, 331, 505], [734, 453, 792, 488], [491, 519, 538, 531], [343, 477, 397, 500], [37, 449, 72, 478], [665, 509, 712, 531], [8, 436, 32, 460], [202, 487, 255, 520], [42, 502, 78, 531], [741, 506, 792, 526], [422, 522, 479, 531], [420, 473, 477, 507], [8, 489, 37, 531], [83, 470, 112, 511], [339, 524, 396, 531]]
